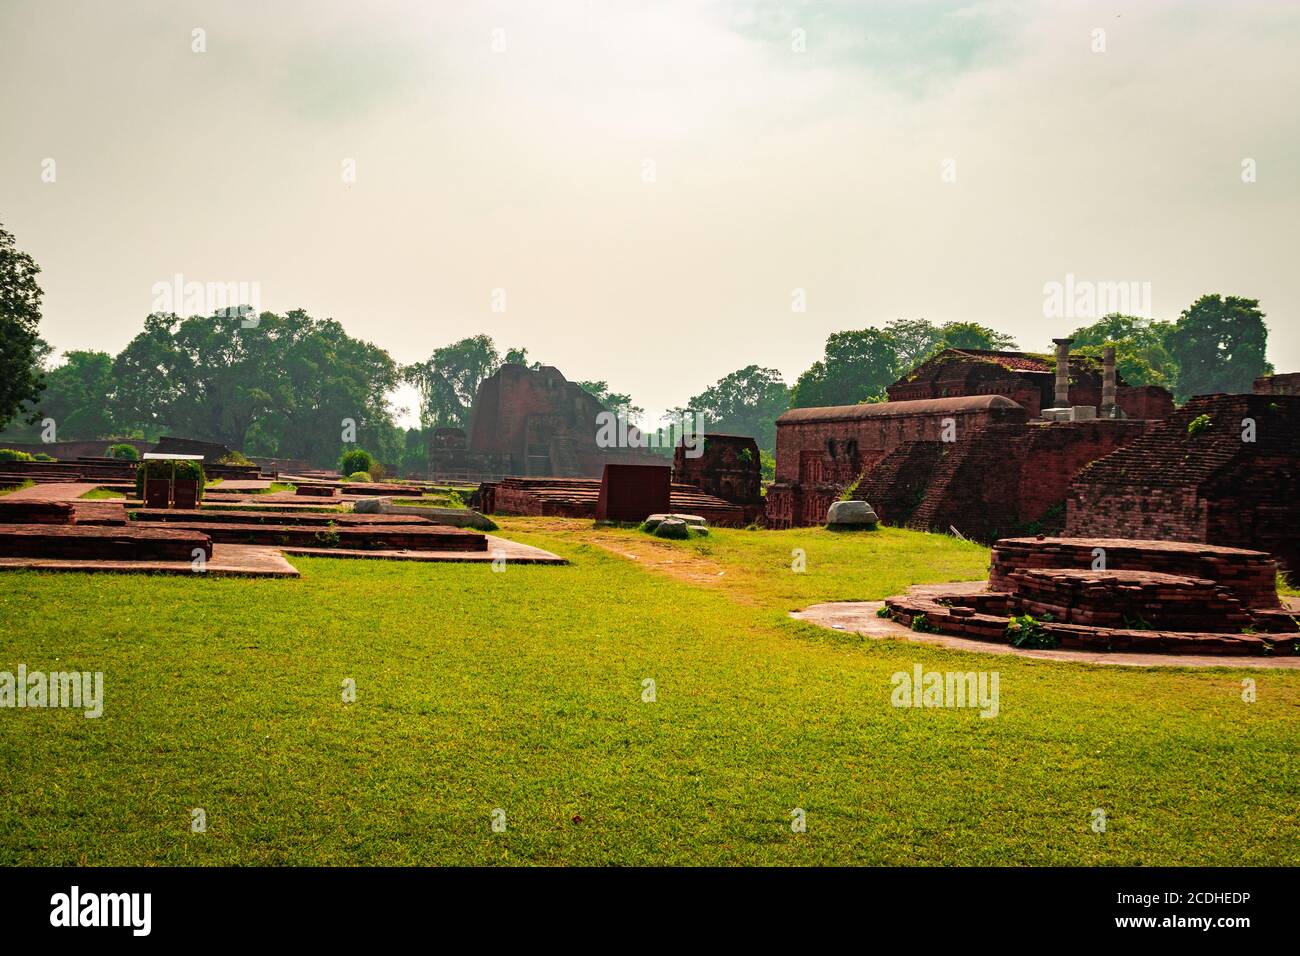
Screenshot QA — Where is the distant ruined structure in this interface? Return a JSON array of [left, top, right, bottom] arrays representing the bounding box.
[[768, 345, 1176, 533], [429, 364, 662, 480], [672, 434, 765, 525]]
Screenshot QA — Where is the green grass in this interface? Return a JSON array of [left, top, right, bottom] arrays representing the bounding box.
[[0, 520, 1296, 866], [0, 480, 34, 496], [79, 488, 126, 499]]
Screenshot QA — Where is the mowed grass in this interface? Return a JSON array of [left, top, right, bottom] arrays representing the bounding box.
[[0, 520, 1297, 866]]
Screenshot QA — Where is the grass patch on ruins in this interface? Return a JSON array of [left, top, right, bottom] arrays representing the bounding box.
[[79, 488, 126, 499], [0, 481, 34, 496], [1, 520, 1296, 866]]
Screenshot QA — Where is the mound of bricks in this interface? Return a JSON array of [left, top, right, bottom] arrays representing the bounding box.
[[0, 500, 76, 524], [879, 535, 1298, 656], [0, 524, 212, 561], [142, 520, 486, 551], [1011, 568, 1252, 633], [990, 537, 1280, 609]]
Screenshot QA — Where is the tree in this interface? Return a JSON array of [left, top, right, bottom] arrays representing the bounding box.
[[789, 328, 899, 408], [934, 321, 1017, 353], [25, 350, 119, 440], [670, 365, 789, 453], [0, 223, 46, 430], [404, 335, 501, 430], [577, 381, 643, 424], [113, 309, 400, 465], [1069, 314, 1178, 388], [1165, 295, 1272, 400]]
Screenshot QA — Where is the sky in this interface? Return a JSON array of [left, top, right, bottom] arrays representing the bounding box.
[[2, 0, 1297, 428]]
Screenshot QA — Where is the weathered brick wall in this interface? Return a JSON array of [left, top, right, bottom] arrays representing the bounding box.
[[673, 435, 763, 521], [1254, 373, 1300, 396], [1115, 385, 1175, 420], [595, 464, 671, 522], [1066, 394, 1300, 569]]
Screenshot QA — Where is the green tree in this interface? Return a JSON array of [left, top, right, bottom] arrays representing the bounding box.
[[670, 365, 789, 453], [1069, 313, 1178, 388], [404, 335, 501, 430], [577, 381, 643, 424], [933, 321, 1018, 353], [1165, 295, 1272, 400], [114, 310, 399, 465], [30, 350, 119, 439], [0, 223, 46, 429], [790, 328, 899, 408]]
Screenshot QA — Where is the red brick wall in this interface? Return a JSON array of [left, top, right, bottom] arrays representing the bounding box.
[[596, 464, 671, 522], [1116, 385, 1175, 420]]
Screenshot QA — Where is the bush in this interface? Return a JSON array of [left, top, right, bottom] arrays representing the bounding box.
[[218, 450, 251, 465], [134, 459, 206, 500], [106, 443, 141, 461], [0, 448, 34, 462], [346, 471, 373, 483], [32, 452, 55, 462], [339, 448, 374, 477], [1005, 613, 1058, 649], [1186, 414, 1212, 437]]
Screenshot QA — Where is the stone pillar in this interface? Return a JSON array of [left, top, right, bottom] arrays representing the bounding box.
[[1052, 338, 1073, 408], [1102, 345, 1117, 411]]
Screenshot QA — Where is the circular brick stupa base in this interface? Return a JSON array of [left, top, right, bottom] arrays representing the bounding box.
[[883, 537, 1298, 656]]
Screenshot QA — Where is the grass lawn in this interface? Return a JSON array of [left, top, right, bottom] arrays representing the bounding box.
[[79, 488, 126, 499], [0, 519, 1296, 866]]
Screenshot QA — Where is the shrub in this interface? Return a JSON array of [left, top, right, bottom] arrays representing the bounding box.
[[0, 448, 34, 462], [32, 452, 55, 462], [1005, 613, 1058, 649], [346, 471, 373, 483], [218, 450, 251, 465], [339, 448, 374, 477], [106, 443, 140, 461], [134, 459, 206, 500], [1186, 414, 1212, 437]]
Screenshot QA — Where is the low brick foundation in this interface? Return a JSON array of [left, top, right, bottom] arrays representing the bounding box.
[[879, 536, 1297, 656], [0, 524, 213, 562]]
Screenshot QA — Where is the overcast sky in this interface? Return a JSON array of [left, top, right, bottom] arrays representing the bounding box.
[[2, 0, 1296, 427]]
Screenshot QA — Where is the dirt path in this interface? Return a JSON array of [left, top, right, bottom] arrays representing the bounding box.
[[495, 517, 751, 599]]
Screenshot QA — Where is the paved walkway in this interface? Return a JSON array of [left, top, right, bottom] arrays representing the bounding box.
[[3, 481, 102, 501], [792, 599, 1300, 669]]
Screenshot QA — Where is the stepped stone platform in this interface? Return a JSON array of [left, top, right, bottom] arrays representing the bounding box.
[[132, 509, 434, 527], [0, 543, 299, 578], [0, 499, 75, 524], [880, 537, 1298, 656], [0, 524, 213, 562], [140, 520, 487, 551], [478, 477, 746, 526]]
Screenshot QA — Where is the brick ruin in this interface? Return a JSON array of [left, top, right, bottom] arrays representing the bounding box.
[[477, 476, 746, 526], [887, 348, 1174, 419], [853, 418, 1156, 540], [1066, 392, 1300, 571], [430, 364, 663, 480], [672, 434, 765, 525], [766, 394, 1026, 530], [1255, 372, 1300, 397], [767, 347, 1176, 531], [882, 537, 1297, 656]]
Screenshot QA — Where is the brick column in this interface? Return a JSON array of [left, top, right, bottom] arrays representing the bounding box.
[[1102, 345, 1117, 411], [1052, 338, 1073, 408]]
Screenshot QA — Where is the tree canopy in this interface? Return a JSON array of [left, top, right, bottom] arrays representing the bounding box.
[[1165, 295, 1271, 400], [667, 365, 789, 453], [0, 223, 46, 430]]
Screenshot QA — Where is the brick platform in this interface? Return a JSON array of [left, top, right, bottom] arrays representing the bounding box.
[[878, 536, 1297, 656], [1011, 568, 1252, 632], [479, 477, 746, 526], [131, 509, 435, 527], [0, 500, 76, 524], [142, 521, 487, 551], [0, 524, 213, 562], [990, 537, 1280, 609]]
